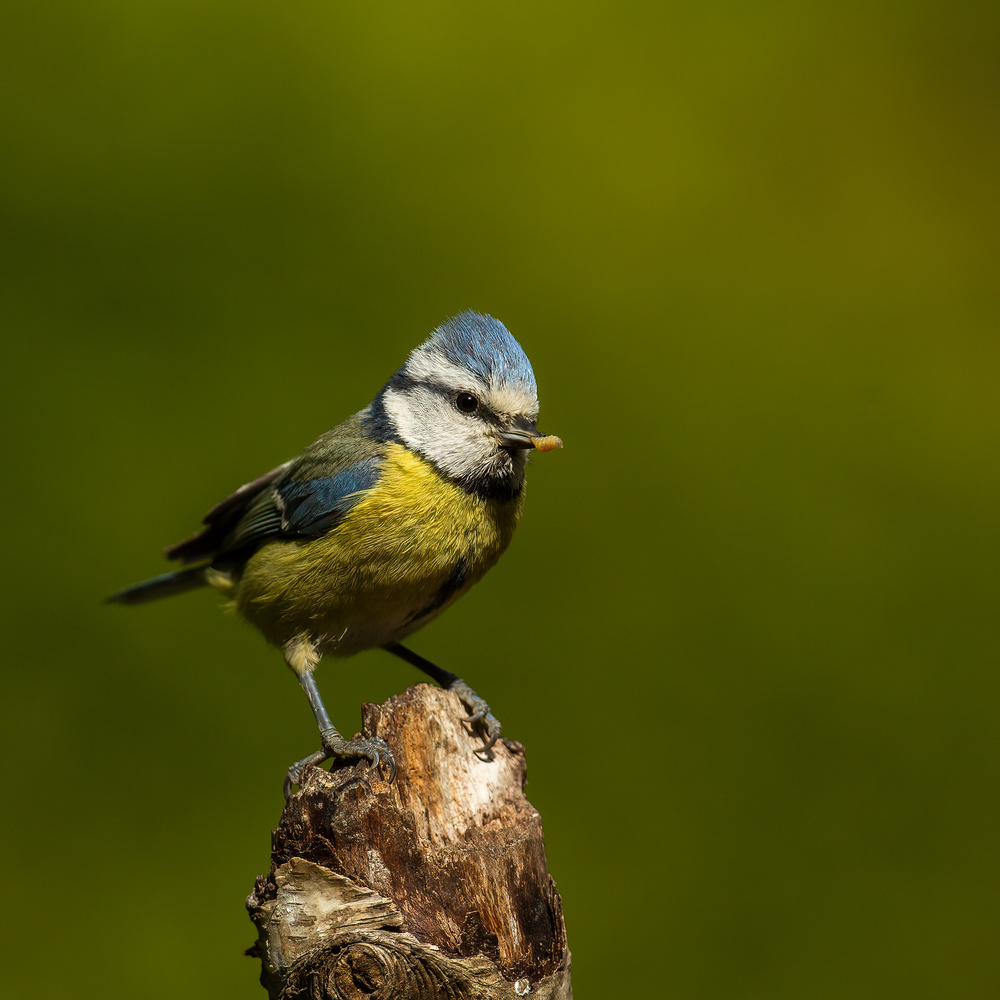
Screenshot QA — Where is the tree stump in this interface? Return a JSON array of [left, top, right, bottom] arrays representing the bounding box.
[[246, 684, 572, 999]]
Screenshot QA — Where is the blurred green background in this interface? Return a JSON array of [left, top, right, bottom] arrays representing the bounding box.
[[2, 2, 998, 997]]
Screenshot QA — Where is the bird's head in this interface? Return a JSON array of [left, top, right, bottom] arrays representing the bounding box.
[[364, 312, 562, 500]]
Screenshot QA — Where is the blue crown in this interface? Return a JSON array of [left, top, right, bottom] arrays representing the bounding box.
[[430, 312, 537, 395]]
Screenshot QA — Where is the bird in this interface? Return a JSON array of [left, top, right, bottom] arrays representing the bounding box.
[[109, 311, 562, 796]]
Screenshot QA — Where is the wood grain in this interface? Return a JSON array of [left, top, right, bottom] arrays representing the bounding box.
[[247, 684, 571, 999]]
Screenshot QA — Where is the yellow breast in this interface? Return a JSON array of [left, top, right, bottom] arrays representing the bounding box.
[[232, 444, 523, 654]]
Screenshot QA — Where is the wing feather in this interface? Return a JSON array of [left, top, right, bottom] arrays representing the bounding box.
[[164, 416, 386, 567], [164, 460, 292, 564]]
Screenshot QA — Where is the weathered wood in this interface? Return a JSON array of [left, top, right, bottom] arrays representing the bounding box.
[[246, 684, 572, 999]]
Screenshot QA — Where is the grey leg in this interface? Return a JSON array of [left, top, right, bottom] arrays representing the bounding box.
[[283, 637, 394, 798], [383, 641, 501, 755]]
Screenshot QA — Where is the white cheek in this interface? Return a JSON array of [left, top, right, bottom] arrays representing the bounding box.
[[383, 386, 434, 447], [383, 388, 490, 480]]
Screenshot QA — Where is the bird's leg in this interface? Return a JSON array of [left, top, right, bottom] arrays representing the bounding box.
[[283, 636, 395, 799], [383, 641, 501, 756]]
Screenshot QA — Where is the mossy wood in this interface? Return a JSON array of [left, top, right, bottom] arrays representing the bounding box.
[[246, 684, 572, 999]]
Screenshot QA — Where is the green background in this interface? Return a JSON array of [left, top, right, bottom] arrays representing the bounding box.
[[2, 3, 998, 997]]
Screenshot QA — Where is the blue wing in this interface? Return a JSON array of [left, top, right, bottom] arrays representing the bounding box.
[[277, 456, 383, 537], [165, 421, 386, 566], [205, 454, 383, 562]]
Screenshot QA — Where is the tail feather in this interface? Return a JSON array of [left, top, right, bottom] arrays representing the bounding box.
[[107, 567, 208, 605]]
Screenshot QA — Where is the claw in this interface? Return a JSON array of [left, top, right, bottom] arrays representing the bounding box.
[[361, 738, 396, 784], [380, 752, 397, 785], [284, 735, 395, 799], [449, 679, 502, 756], [473, 714, 502, 757], [283, 746, 332, 801], [474, 740, 498, 760]]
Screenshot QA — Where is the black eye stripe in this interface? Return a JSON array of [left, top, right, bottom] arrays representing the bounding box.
[[390, 371, 474, 399], [387, 374, 503, 425]]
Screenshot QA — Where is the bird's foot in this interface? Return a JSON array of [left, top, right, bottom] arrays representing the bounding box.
[[283, 732, 395, 800], [283, 747, 330, 801], [449, 679, 502, 758], [322, 731, 396, 783]]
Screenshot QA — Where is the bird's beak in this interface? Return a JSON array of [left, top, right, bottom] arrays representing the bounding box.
[[500, 419, 564, 453]]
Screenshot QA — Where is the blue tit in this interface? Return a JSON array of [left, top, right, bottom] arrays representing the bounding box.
[[110, 311, 562, 795]]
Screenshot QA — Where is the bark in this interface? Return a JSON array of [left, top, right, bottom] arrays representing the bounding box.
[[246, 684, 572, 999]]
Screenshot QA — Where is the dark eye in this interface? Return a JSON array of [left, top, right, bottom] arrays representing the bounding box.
[[455, 392, 478, 413]]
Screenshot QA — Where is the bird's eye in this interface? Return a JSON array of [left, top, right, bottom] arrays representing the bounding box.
[[455, 392, 479, 414]]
